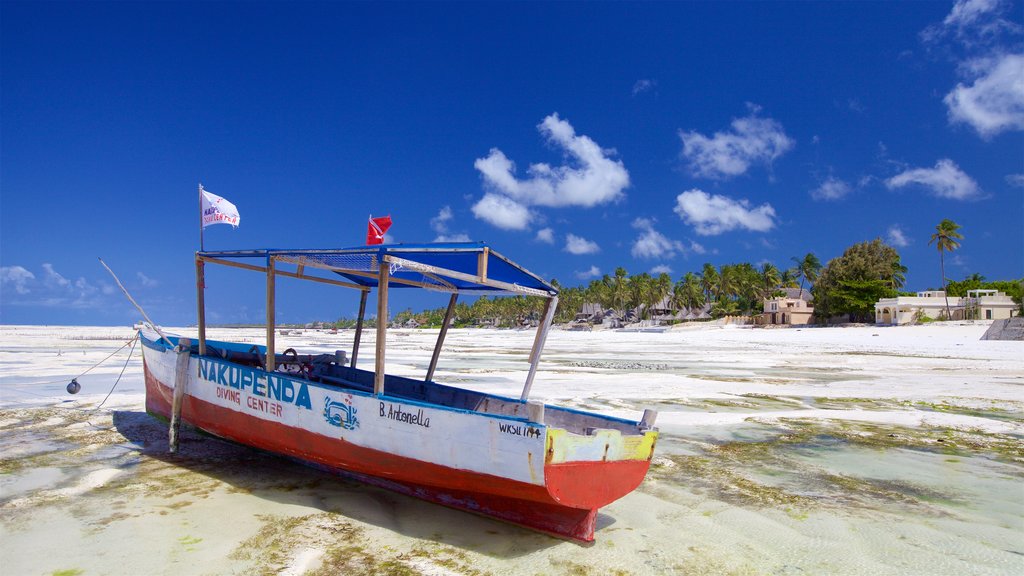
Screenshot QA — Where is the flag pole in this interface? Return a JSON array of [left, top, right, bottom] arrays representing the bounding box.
[[199, 183, 205, 252]]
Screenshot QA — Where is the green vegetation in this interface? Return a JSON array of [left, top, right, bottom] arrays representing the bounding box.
[[812, 239, 905, 322], [310, 227, 1017, 326]]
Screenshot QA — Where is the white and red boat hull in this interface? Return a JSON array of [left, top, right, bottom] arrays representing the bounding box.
[[141, 334, 656, 541]]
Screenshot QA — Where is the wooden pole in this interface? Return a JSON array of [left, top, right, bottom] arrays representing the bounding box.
[[426, 293, 458, 382], [195, 255, 207, 356], [520, 296, 557, 401], [98, 258, 174, 348], [351, 290, 368, 368], [374, 264, 389, 395], [266, 256, 276, 372], [199, 183, 205, 252], [169, 337, 192, 453]]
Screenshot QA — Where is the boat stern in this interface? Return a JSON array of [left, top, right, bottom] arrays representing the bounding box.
[[543, 426, 657, 510]]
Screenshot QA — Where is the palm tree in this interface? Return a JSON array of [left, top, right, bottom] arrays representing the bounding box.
[[610, 267, 630, 314], [700, 263, 719, 303], [627, 273, 653, 319], [780, 267, 799, 289], [652, 273, 673, 318], [759, 263, 782, 301], [672, 272, 704, 314], [791, 253, 822, 300], [929, 219, 963, 320]]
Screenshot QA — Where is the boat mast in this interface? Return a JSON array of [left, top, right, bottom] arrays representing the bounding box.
[[199, 183, 204, 252], [196, 254, 207, 355]]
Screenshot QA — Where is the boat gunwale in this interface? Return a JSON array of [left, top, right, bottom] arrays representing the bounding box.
[[139, 331, 646, 432]]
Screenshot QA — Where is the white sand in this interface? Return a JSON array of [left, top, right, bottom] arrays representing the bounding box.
[[1, 322, 1022, 575]]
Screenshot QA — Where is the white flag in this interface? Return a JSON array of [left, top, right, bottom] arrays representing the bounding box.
[[201, 188, 241, 228]]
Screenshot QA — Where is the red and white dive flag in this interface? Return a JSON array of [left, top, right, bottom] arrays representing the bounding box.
[[366, 215, 392, 245], [201, 186, 241, 228]]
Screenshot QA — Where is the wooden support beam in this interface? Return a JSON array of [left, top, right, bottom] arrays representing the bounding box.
[[351, 290, 368, 368], [426, 293, 458, 382], [374, 263, 389, 395], [477, 247, 489, 282], [384, 255, 553, 298], [169, 338, 192, 453], [266, 257, 276, 372], [195, 256, 207, 356], [521, 295, 557, 401], [198, 256, 368, 291]]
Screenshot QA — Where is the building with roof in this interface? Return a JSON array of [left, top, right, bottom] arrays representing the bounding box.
[[757, 288, 814, 325], [874, 289, 1018, 325]]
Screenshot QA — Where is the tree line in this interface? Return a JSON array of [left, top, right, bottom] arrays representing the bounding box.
[[327, 220, 1021, 328]]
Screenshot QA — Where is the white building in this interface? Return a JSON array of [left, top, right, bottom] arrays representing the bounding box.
[[875, 289, 1018, 325]]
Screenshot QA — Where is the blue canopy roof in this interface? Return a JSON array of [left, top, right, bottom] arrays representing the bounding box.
[[198, 242, 558, 297]]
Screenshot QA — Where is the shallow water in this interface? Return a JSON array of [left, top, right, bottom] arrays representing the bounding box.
[[1, 323, 1022, 575]]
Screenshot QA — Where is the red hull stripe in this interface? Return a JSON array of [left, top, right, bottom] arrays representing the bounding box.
[[143, 367, 648, 541]]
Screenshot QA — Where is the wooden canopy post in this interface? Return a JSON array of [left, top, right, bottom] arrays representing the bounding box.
[[351, 290, 368, 368], [195, 255, 207, 356], [266, 256, 276, 372], [426, 293, 458, 382], [374, 263, 389, 395], [520, 296, 557, 401]]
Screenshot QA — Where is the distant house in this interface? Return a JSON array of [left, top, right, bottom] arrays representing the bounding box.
[[964, 290, 1019, 321], [874, 289, 1018, 325], [757, 288, 814, 325]]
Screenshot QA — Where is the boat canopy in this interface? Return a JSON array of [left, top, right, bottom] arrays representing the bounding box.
[[194, 241, 559, 399], [198, 242, 558, 298]]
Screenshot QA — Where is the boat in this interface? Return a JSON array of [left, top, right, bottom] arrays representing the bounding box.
[[140, 242, 658, 542]]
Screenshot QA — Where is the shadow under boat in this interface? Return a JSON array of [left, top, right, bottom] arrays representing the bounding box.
[[113, 410, 609, 555]]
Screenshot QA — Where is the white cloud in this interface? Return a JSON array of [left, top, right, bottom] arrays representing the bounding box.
[[430, 206, 454, 233], [474, 113, 629, 210], [925, 0, 1022, 46], [885, 159, 981, 200], [688, 240, 707, 255], [435, 233, 472, 242], [1, 265, 35, 294], [1006, 173, 1024, 187], [136, 272, 158, 288], [5, 264, 105, 309], [431, 205, 472, 242], [535, 228, 555, 244], [565, 233, 600, 255], [632, 79, 656, 95], [650, 265, 673, 275], [887, 225, 911, 248], [631, 218, 686, 259], [470, 193, 532, 230], [810, 176, 853, 201], [944, 53, 1024, 138], [41, 263, 70, 287], [673, 189, 777, 235], [679, 105, 795, 179], [575, 265, 601, 280]]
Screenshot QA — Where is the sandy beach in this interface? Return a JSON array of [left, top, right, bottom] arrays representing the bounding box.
[[1, 322, 1022, 575]]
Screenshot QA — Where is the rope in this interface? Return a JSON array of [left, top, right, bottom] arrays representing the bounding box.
[[76, 335, 139, 381], [25, 335, 140, 387], [92, 335, 138, 411]]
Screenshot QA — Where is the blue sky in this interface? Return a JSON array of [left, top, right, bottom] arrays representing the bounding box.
[[2, 1, 1022, 326]]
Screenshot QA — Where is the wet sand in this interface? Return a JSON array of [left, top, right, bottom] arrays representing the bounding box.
[[1, 323, 1022, 575]]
